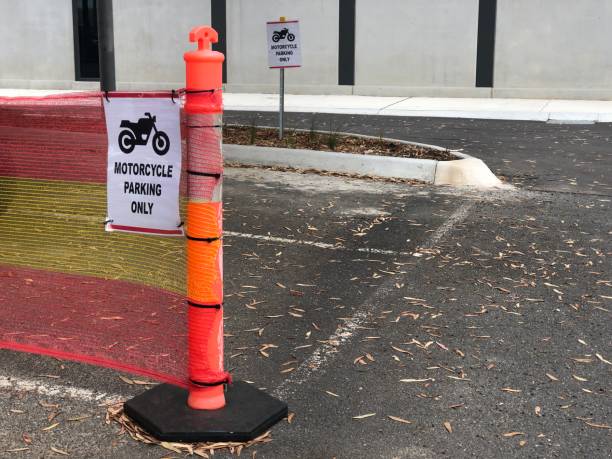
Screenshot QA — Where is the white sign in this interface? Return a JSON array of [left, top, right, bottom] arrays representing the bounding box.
[[104, 97, 183, 236], [266, 20, 302, 68]]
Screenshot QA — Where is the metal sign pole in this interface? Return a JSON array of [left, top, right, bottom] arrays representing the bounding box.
[[279, 68, 284, 140], [278, 15, 286, 140]]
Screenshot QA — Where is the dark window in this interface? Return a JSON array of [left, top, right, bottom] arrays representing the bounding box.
[[72, 0, 100, 80]]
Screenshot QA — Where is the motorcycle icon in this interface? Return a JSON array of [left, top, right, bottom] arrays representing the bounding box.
[[118, 112, 170, 155], [272, 28, 295, 42]]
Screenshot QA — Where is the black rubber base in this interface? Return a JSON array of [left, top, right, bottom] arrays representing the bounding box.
[[123, 381, 288, 443]]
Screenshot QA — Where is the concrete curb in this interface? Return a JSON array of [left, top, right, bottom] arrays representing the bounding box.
[[224, 141, 505, 189]]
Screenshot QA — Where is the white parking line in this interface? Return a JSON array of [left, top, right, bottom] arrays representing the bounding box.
[[272, 201, 475, 399], [0, 376, 123, 404], [225, 231, 410, 256]]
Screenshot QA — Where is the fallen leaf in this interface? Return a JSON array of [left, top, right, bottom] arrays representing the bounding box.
[[118, 375, 134, 385], [583, 421, 611, 429], [519, 440, 527, 447], [502, 432, 524, 438], [388, 415, 412, 424], [160, 442, 183, 453], [443, 421, 452, 433], [391, 345, 413, 355], [501, 387, 522, 393], [287, 412, 295, 423], [546, 373, 559, 381], [325, 391, 339, 398], [535, 406, 542, 416], [570, 357, 593, 363], [38, 401, 59, 409], [50, 446, 69, 456], [41, 423, 60, 431], [353, 413, 376, 419], [66, 415, 90, 422], [400, 378, 434, 383], [595, 353, 611, 365]]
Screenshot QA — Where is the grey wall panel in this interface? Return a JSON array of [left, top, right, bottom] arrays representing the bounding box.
[[495, 0, 612, 94], [225, 0, 339, 93], [0, 0, 75, 86], [354, 0, 479, 88], [113, 0, 211, 88]]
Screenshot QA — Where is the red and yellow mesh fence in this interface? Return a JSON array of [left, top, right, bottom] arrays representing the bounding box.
[[0, 92, 189, 386]]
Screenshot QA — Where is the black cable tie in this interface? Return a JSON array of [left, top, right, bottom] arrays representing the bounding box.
[[189, 377, 229, 387], [185, 234, 220, 242], [103, 218, 113, 225], [104, 91, 110, 102], [186, 170, 221, 178], [187, 300, 222, 309], [171, 89, 177, 104], [177, 221, 184, 228], [184, 89, 217, 94]]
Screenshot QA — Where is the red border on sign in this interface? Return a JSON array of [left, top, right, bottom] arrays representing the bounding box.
[[109, 224, 184, 235], [269, 65, 302, 69], [267, 20, 299, 24]]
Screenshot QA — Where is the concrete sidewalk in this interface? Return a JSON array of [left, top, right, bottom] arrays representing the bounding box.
[[223, 93, 612, 122], [2, 89, 612, 122]]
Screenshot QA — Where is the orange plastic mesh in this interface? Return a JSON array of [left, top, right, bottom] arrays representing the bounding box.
[[187, 202, 222, 238], [186, 240, 223, 305]]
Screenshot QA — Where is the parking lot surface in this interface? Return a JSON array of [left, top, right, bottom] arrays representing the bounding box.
[[0, 114, 610, 458]]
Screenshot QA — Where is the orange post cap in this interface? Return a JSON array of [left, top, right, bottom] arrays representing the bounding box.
[[184, 26, 224, 90], [189, 26, 218, 53]]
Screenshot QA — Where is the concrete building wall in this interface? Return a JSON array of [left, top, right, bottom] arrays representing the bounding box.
[[354, 0, 483, 97], [225, 0, 341, 94], [0, 0, 75, 89], [493, 0, 612, 99], [2, 0, 612, 99], [113, 0, 211, 90]]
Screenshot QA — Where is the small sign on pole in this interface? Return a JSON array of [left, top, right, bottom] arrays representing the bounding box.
[[266, 19, 301, 69], [266, 18, 301, 139]]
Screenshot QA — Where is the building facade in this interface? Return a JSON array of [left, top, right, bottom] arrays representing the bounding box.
[[1, 0, 611, 99]]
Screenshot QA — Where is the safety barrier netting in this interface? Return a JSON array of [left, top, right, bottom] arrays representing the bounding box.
[[0, 91, 200, 386]]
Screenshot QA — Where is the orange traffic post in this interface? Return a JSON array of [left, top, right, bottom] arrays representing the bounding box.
[[124, 26, 287, 442], [184, 26, 228, 411]]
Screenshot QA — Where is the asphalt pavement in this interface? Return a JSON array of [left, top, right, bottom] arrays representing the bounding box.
[[0, 114, 610, 458]]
